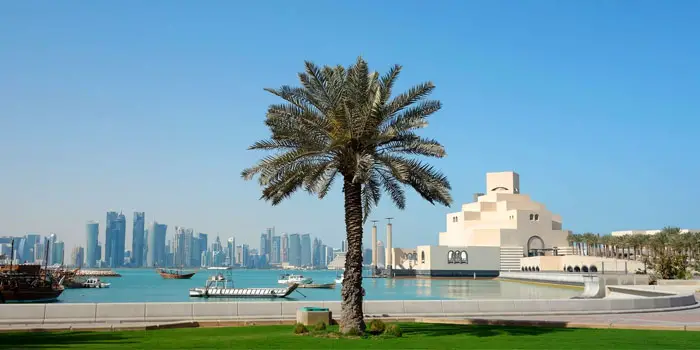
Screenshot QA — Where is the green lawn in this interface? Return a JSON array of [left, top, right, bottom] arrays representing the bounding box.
[[1, 323, 699, 349]]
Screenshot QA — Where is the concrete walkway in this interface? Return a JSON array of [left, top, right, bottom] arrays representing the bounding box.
[[419, 294, 700, 331], [2, 295, 700, 333]]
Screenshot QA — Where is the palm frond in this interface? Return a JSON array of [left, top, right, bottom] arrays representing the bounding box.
[[379, 135, 446, 158], [386, 82, 435, 116], [381, 100, 442, 135], [244, 58, 452, 212], [376, 155, 452, 206], [361, 171, 381, 222]]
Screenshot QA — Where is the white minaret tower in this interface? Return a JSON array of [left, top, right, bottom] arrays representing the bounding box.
[[370, 220, 378, 270], [385, 217, 393, 270]]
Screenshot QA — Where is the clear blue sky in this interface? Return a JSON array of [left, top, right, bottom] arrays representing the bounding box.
[[1, 1, 698, 252]]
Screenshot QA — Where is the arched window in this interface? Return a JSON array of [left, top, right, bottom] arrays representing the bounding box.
[[447, 250, 454, 264], [574, 266, 581, 272], [567, 266, 573, 272], [535, 266, 540, 271], [534, 214, 539, 221], [582, 266, 589, 273], [529, 214, 534, 220], [421, 251, 425, 263], [590, 265, 598, 272], [460, 251, 468, 264]]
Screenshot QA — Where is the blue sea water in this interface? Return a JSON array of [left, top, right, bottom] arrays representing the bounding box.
[[58, 269, 580, 303]]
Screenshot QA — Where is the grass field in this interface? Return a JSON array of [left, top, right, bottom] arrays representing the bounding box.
[[2, 323, 699, 349]]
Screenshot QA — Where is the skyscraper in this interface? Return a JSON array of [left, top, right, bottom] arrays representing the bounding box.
[[363, 248, 372, 265], [71, 246, 84, 267], [105, 211, 126, 267], [288, 234, 301, 267], [227, 237, 235, 267], [34, 241, 45, 262], [300, 234, 311, 267], [146, 222, 159, 267], [86, 221, 99, 268], [259, 232, 268, 257], [198, 233, 208, 266], [132, 212, 145, 267], [53, 241, 65, 265], [16, 238, 30, 263], [324, 246, 333, 266], [24, 234, 40, 263], [47, 233, 57, 264], [312, 238, 320, 267], [143, 228, 149, 265], [155, 223, 167, 266], [281, 233, 289, 263], [377, 241, 385, 267], [271, 236, 281, 264]]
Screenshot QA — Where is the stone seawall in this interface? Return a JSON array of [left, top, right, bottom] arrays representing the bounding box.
[[498, 271, 650, 287], [1, 292, 696, 326]]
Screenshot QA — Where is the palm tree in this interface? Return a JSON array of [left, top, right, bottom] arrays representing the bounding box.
[[241, 58, 452, 333], [566, 232, 575, 255]]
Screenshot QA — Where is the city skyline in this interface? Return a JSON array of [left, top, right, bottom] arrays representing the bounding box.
[[2, 2, 699, 251], [1, 209, 399, 258], [1, 218, 348, 269]]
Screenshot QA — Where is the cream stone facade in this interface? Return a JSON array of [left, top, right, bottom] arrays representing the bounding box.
[[394, 171, 575, 277], [438, 172, 571, 256], [520, 255, 645, 273]]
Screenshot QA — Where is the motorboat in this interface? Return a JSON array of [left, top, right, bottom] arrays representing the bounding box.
[[335, 273, 344, 284], [82, 277, 110, 288], [189, 269, 298, 298], [278, 274, 312, 285]]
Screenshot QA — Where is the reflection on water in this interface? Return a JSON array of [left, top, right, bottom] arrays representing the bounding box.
[[58, 269, 580, 303]]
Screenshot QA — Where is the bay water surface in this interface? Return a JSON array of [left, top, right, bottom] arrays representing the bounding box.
[[58, 269, 580, 303]]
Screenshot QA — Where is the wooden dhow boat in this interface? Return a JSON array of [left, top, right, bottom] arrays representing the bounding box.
[[189, 268, 298, 298], [0, 241, 64, 303], [157, 268, 196, 279]]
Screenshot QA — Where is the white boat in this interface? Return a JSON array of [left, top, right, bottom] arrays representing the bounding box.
[[82, 277, 110, 288], [189, 270, 297, 298], [335, 273, 344, 284], [277, 274, 312, 285]]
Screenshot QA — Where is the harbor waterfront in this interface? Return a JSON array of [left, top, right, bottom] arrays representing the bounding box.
[[56, 269, 581, 303]]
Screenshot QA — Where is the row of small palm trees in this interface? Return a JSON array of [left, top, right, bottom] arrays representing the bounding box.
[[566, 227, 700, 263]]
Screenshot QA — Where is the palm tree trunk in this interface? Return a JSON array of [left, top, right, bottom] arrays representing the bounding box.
[[340, 177, 365, 333]]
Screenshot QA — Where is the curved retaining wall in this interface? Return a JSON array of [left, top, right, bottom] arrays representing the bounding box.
[[499, 271, 589, 286], [499, 271, 650, 286], [0, 293, 696, 325]]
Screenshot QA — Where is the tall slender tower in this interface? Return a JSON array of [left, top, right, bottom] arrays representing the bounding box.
[[132, 212, 145, 267], [370, 220, 378, 270], [86, 221, 99, 268], [386, 218, 393, 269]]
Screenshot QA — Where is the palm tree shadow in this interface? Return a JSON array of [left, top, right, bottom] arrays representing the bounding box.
[[401, 321, 574, 338], [0, 331, 133, 348]]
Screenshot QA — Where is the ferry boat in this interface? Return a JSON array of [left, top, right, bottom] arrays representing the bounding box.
[[189, 268, 298, 298], [82, 277, 110, 288], [277, 274, 312, 285]]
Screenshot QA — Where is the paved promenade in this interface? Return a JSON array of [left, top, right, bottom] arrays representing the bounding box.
[[2, 294, 699, 333]]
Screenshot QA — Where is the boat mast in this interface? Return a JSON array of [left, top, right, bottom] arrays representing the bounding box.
[[9, 239, 14, 270], [44, 238, 50, 280]]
